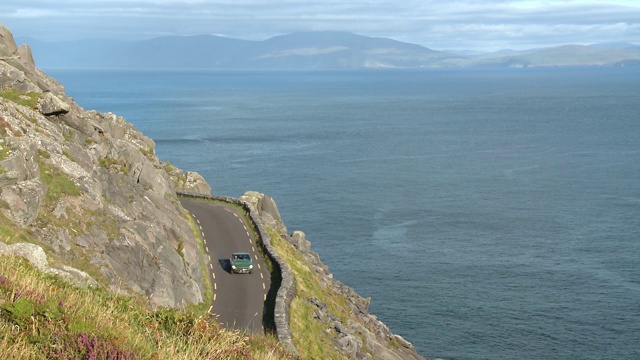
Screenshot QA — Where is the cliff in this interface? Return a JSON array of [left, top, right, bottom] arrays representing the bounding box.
[[0, 23, 211, 308]]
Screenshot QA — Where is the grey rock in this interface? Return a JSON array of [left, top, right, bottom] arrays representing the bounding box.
[[39, 92, 71, 116], [0, 24, 18, 57], [0, 241, 98, 288], [240, 191, 287, 233], [290, 230, 311, 252], [15, 44, 36, 71], [0, 23, 210, 309], [0, 178, 45, 227]]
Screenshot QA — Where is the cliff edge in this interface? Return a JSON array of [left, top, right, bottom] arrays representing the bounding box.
[[0, 23, 211, 308]]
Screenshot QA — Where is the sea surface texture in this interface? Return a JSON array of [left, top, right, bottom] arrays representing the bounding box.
[[51, 68, 640, 360]]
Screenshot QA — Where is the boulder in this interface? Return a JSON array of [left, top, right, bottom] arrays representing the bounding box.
[[0, 241, 98, 287], [290, 230, 311, 252], [39, 92, 71, 116], [0, 179, 45, 227], [240, 191, 287, 233]]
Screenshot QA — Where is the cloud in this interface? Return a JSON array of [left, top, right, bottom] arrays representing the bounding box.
[[1, 0, 639, 50]]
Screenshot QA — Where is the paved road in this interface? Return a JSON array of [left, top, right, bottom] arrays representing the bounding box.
[[180, 198, 271, 333]]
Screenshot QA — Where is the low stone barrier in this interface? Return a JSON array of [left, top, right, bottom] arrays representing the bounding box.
[[177, 192, 299, 358]]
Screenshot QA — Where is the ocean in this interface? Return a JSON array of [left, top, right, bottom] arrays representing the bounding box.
[[49, 68, 640, 359]]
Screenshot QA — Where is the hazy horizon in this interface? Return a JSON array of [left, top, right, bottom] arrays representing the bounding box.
[[15, 30, 640, 54], [3, 1, 639, 52]]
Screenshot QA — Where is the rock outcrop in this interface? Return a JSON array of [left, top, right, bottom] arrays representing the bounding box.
[[0, 241, 97, 287], [241, 192, 426, 360], [0, 23, 206, 308]]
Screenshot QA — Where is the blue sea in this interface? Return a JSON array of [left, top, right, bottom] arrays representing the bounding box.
[[50, 68, 640, 360]]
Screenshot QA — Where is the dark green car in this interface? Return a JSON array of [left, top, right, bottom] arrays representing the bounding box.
[[230, 252, 253, 274]]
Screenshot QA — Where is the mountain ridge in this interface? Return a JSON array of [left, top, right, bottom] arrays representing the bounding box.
[[18, 31, 640, 69]]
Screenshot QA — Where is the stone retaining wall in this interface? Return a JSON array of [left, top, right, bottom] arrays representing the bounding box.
[[177, 192, 299, 358]]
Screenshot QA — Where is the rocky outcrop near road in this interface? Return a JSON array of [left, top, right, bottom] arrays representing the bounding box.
[[242, 191, 426, 360], [0, 23, 210, 308]]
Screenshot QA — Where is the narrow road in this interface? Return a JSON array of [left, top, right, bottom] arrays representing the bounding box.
[[180, 198, 270, 333]]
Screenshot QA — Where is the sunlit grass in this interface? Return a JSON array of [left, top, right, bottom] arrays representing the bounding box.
[[0, 88, 42, 109], [0, 253, 295, 359], [268, 228, 347, 360]]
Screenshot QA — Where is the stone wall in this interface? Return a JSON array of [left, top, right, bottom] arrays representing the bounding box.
[[177, 192, 300, 358]]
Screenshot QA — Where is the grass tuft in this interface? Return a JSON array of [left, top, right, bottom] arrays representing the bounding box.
[[0, 88, 42, 109]]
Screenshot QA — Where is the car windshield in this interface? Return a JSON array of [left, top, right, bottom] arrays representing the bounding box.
[[234, 254, 251, 261]]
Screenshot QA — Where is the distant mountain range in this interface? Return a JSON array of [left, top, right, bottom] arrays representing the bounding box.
[[18, 32, 640, 69]]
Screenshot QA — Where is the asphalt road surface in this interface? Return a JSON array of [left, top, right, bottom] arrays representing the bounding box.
[[180, 198, 271, 333]]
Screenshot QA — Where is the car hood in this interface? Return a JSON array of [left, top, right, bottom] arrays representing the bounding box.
[[231, 260, 252, 267]]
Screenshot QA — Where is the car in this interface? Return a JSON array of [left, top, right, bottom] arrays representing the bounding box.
[[230, 252, 253, 274]]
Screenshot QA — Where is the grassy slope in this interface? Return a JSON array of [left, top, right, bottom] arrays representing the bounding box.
[[268, 228, 363, 360], [0, 232, 294, 359]]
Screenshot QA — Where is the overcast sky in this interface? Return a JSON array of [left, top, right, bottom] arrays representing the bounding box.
[[2, 0, 639, 51]]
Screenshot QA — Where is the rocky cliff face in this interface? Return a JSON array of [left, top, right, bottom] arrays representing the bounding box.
[[0, 24, 211, 308]]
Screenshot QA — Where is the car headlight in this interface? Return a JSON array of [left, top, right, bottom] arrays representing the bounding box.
[[249, 265, 253, 269], [231, 265, 236, 269]]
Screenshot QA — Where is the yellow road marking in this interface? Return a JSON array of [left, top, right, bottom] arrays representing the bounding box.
[[214, 283, 217, 290], [254, 255, 258, 260], [262, 283, 266, 290], [249, 238, 253, 244], [252, 246, 255, 252], [214, 294, 217, 301], [208, 255, 211, 261], [264, 294, 267, 301], [258, 263, 261, 269], [209, 264, 213, 269], [260, 273, 264, 279], [199, 225, 203, 230], [212, 273, 216, 279], [246, 231, 251, 237], [206, 246, 209, 252]]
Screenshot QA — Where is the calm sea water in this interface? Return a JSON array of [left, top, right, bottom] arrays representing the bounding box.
[[50, 68, 640, 359]]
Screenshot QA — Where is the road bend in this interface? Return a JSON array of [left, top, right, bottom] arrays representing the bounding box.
[[180, 198, 271, 333]]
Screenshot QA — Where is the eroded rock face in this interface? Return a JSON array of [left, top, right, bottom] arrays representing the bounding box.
[[165, 164, 212, 197], [0, 23, 208, 309]]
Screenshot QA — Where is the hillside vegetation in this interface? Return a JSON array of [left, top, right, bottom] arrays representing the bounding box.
[[0, 235, 293, 359]]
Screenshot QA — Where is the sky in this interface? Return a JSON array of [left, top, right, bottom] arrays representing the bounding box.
[[2, 0, 640, 51]]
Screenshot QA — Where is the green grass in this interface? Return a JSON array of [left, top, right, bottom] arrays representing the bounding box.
[[268, 228, 348, 360], [182, 208, 214, 315], [0, 88, 42, 109], [0, 254, 294, 360], [0, 145, 9, 161], [37, 152, 82, 203], [0, 115, 12, 137], [98, 157, 130, 175]]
